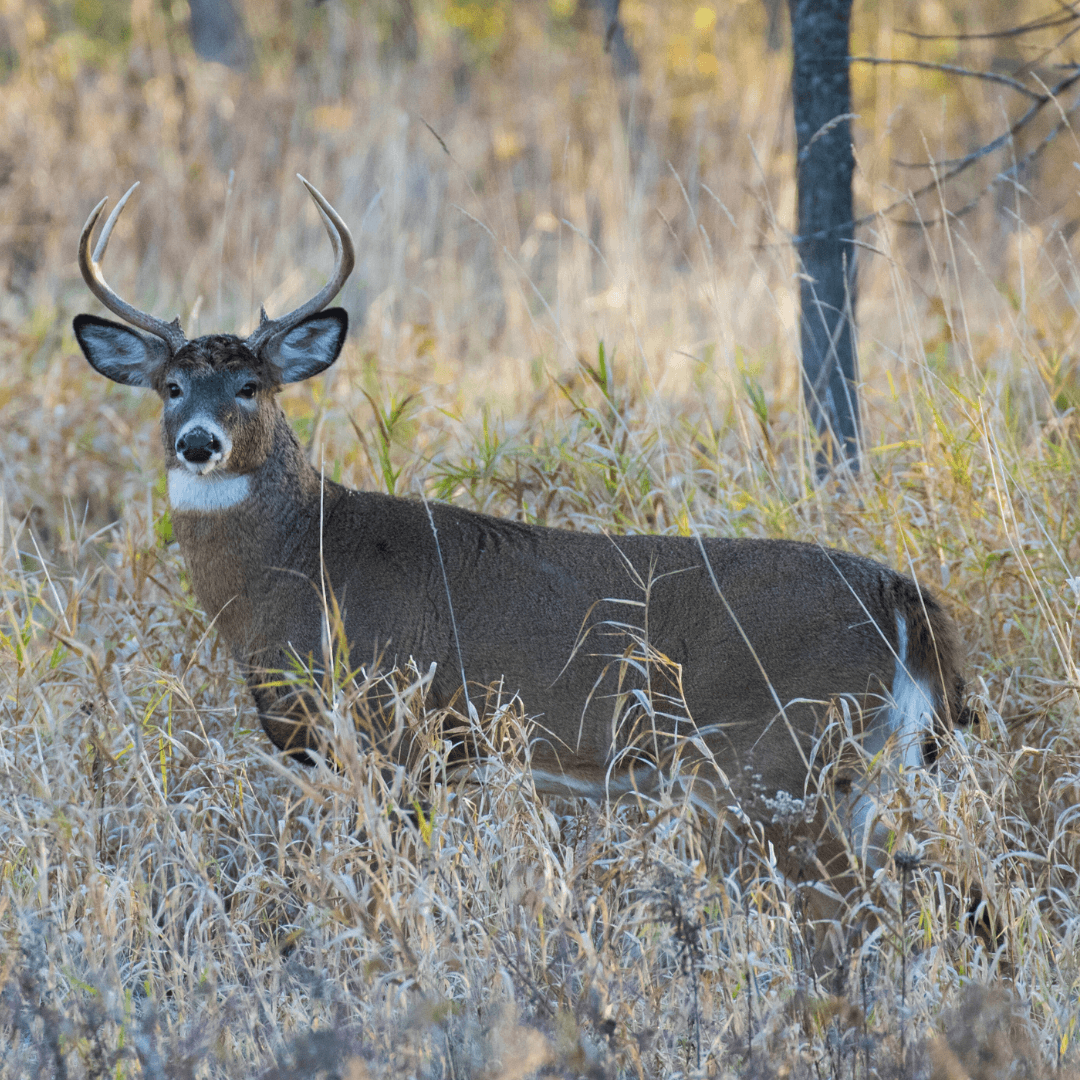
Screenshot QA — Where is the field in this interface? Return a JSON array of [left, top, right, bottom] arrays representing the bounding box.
[[1, 0, 1079, 1075]]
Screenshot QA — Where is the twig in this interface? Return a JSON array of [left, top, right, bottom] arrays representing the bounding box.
[[850, 56, 1042, 100], [897, 8, 1079, 41]]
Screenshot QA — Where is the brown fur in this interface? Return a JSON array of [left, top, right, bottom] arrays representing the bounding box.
[[76, 322, 969, 776], [142, 336, 967, 785]]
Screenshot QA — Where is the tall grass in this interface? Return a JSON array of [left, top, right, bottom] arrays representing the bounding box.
[[1, 0, 1079, 1075]]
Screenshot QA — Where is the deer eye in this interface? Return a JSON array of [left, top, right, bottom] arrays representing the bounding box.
[[237, 382, 259, 400], [166, 382, 182, 399]]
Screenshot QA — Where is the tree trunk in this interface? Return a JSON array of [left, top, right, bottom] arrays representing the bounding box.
[[588, 0, 640, 77], [787, 0, 859, 475], [188, 0, 249, 69]]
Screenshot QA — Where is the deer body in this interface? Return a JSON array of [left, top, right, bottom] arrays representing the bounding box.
[[74, 179, 966, 901], [167, 421, 959, 805]]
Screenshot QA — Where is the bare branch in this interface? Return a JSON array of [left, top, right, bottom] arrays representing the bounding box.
[[887, 65, 1080, 172], [897, 6, 1080, 42], [891, 88, 1080, 228], [849, 56, 1042, 100]]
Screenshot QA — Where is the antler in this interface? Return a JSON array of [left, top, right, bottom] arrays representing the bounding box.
[[78, 183, 187, 353], [245, 175, 355, 353]]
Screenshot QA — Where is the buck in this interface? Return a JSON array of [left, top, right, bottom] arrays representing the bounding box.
[[74, 177, 966, 904]]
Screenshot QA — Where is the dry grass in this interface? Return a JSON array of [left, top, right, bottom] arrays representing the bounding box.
[[2, 0, 1080, 1075]]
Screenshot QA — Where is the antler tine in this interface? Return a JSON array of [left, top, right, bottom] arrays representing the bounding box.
[[79, 183, 187, 353], [245, 175, 355, 353]]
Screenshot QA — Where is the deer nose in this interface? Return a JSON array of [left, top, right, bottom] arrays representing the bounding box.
[[176, 427, 221, 464]]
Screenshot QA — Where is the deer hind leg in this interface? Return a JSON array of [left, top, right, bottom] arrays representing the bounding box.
[[844, 612, 940, 871], [801, 612, 945, 970]]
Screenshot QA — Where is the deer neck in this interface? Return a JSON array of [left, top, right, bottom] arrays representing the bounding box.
[[166, 411, 333, 656]]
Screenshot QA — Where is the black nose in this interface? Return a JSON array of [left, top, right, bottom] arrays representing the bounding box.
[[176, 427, 221, 464]]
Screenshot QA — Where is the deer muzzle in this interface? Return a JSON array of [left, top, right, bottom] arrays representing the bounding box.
[[175, 424, 228, 473]]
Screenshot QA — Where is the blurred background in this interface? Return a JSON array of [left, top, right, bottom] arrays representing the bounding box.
[[3, 0, 1078, 366], [4, 0, 1080, 529]]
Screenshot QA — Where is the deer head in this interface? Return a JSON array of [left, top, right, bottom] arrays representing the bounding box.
[[73, 176, 354, 481]]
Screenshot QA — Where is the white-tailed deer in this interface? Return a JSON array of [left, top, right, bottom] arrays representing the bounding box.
[[74, 178, 966, 911]]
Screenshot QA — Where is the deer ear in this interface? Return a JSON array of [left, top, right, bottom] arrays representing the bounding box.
[[262, 308, 348, 383], [73, 314, 169, 388]]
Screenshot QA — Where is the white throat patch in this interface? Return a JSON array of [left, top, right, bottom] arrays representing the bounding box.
[[167, 468, 251, 513]]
